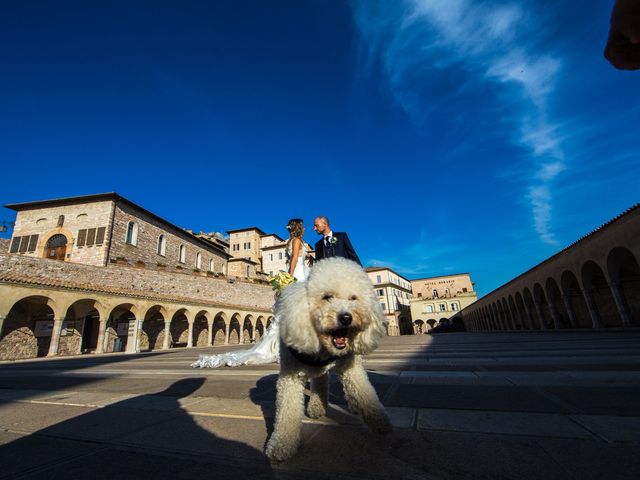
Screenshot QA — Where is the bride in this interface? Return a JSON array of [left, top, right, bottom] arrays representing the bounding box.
[[191, 218, 309, 368]]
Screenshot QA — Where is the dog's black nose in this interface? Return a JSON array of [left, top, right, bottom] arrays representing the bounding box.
[[338, 312, 352, 326]]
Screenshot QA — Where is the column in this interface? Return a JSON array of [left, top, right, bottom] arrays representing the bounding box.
[[163, 320, 172, 350], [548, 300, 562, 330], [224, 324, 230, 345], [581, 288, 602, 329], [135, 319, 143, 353], [207, 319, 214, 346], [533, 300, 547, 330], [561, 294, 578, 328], [187, 319, 194, 348], [47, 317, 64, 357], [0, 315, 6, 339], [609, 281, 632, 327], [95, 319, 107, 354], [523, 302, 534, 330]]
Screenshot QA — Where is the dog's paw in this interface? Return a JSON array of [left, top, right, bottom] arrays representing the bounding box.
[[306, 398, 326, 419], [265, 436, 297, 462]]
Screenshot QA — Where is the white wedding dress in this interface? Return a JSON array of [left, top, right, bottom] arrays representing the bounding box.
[[191, 243, 308, 368]]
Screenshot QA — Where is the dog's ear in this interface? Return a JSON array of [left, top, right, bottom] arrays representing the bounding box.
[[276, 281, 322, 353], [353, 293, 388, 355]]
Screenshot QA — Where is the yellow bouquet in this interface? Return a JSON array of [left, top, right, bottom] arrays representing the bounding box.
[[268, 271, 297, 297]]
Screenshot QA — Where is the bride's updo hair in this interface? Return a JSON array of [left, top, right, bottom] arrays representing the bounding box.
[[286, 218, 304, 240]]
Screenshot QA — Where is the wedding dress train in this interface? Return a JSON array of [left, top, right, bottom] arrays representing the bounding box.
[[191, 243, 308, 368]]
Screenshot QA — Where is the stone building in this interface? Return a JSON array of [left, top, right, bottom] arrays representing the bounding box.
[[0, 193, 276, 361], [228, 227, 314, 277], [409, 273, 478, 333], [456, 205, 640, 332], [5, 193, 230, 275], [365, 267, 413, 336]]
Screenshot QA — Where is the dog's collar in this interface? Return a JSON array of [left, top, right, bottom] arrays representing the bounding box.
[[286, 346, 343, 367]]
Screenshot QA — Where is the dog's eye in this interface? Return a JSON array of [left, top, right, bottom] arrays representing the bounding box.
[[322, 293, 333, 301], [350, 295, 358, 301]]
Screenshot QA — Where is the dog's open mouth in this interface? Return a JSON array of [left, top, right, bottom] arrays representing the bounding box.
[[331, 328, 349, 350]]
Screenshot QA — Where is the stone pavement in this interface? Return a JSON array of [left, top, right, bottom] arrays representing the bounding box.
[[1, 331, 640, 479]]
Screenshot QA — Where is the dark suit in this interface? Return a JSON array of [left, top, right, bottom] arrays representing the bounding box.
[[314, 231, 361, 266]]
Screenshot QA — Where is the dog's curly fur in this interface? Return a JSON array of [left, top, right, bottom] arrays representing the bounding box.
[[265, 257, 391, 462]]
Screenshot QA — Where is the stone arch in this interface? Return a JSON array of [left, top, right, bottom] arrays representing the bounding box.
[[266, 316, 274, 329], [193, 310, 210, 347], [105, 303, 138, 353], [500, 298, 511, 330], [242, 314, 254, 344], [170, 308, 190, 347], [533, 283, 552, 329], [496, 301, 506, 330], [141, 305, 168, 351], [64, 298, 105, 355], [582, 260, 619, 327], [255, 316, 265, 341], [523, 288, 540, 330], [426, 319, 437, 329], [212, 312, 227, 345], [607, 246, 640, 325], [545, 277, 567, 329], [413, 319, 425, 334], [40, 227, 74, 261], [508, 295, 520, 330], [0, 295, 56, 360], [515, 292, 528, 330], [229, 313, 242, 344], [561, 270, 590, 328]]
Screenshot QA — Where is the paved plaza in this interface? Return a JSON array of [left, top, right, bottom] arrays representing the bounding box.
[[1, 331, 640, 479]]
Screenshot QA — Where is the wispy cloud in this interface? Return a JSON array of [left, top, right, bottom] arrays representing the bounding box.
[[351, 0, 565, 244]]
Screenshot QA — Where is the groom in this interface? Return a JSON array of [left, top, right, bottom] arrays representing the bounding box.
[[313, 216, 361, 266]]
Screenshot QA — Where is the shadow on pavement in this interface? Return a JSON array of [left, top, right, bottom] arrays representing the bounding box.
[[0, 378, 275, 480]]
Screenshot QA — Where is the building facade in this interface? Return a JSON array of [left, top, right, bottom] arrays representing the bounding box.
[[456, 205, 640, 332], [5, 193, 230, 275], [366, 267, 413, 336], [410, 273, 478, 333]]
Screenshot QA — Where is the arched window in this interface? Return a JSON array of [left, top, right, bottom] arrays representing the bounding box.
[[179, 244, 186, 263], [246, 265, 250, 277], [432, 289, 438, 299], [157, 235, 166, 256], [125, 221, 138, 246], [196, 252, 202, 270], [209, 259, 215, 272]]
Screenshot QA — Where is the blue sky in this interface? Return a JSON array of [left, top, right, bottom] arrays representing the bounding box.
[[1, 1, 638, 296]]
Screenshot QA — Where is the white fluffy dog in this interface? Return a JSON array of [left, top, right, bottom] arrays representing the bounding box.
[[265, 257, 391, 462]]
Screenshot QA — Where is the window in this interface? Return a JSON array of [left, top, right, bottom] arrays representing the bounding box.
[[377, 289, 384, 296], [417, 293, 422, 298], [278, 252, 283, 260], [433, 289, 438, 299], [209, 259, 215, 272], [426, 305, 434, 313], [269, 254, 273, 261], [196, 252, 202, 269], [246, 266, 250, 276], [380, 303, 386, 312], [57, 215, 65, 227], [233, 244, 240, 251], [376, 275, 381, 284], [125, 221, 138, 246], [445, 289, 450, 297], [462, 287, 468, 292], [439, 303, 446, 312], [10, 235, 39, 254], [451, 303, 459, 311], [77, 227, 106, 247], [157, 235, 166, 256], [179, 244, 186, 263]]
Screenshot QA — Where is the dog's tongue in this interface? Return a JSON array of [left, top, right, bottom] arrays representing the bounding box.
[[332, 329, 348, 349]]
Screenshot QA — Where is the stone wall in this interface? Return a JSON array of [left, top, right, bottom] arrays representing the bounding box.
[[0, 239, 10, 253], [109, 201, 228, 274], [0, 252, 274, 311]]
